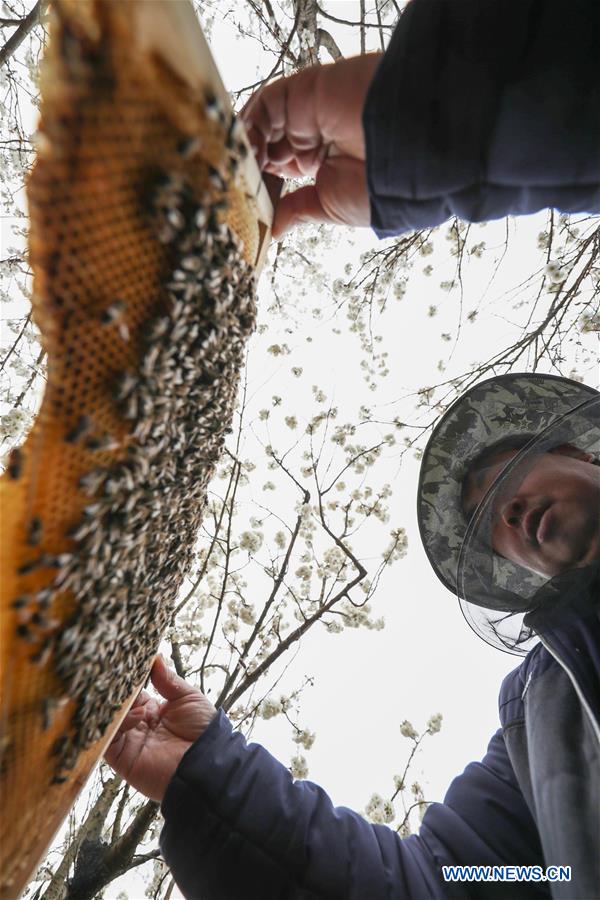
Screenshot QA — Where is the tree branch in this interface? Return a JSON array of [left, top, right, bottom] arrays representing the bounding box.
[[12, 347, 46, 409], [130, 849, 162, 868], [0, 0, 48, 68], [199, 459, 242, 692], [215, 495, 308, 708], [359, 0, 366, 53], [233, 8, 299, 98], [222, 546, 366, 712], [110, 799, 159, 866], [316, 27, 342, 61], [42, 775, 122, 900], [110, 783, 130, 844], [170, 638, 186, 677], [0, 312, 31, 374], [315, 1, 396, 29]]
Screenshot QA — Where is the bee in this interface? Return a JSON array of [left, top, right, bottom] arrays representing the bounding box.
[[157, 224, 176, 245], [208, 166, 227, 192], [15, 623, 35, 643], [141, 345, 160, 379], [100, 299, 125, 324], [204, 89, 222, 121], [66, 520, 92, 542], [36, 588, 53, 609], [194, 208, 207, 229], [102, 434, 121, 451], [118, 320, 130, 343], [171, 299, 185, 319], [181, 255, 202, 272], [7, 447, 23, 480], [41, 698, 54, 731], [103, 478, 120, 496], [17, 558, 42, 576], [86, 433, 119, 451], [78, 468, 106, 495], [27, 516, 43, 546], [51, 735, 68, 757], [123, 393, 139, 421], [167, 208, 185, 231], [119, 466, 135, 492], [65, 414, 92, 445], [31, 636, 52, 667], [83, 502, 104, 519], [148, 317, 170, 341], [211, 198, 229, 214], [225, 117, 243, 149], [177, 136, 202, 159], [123, 491, 141, 514], [54, 553, 73, 568], [29, 610, 47, 627]]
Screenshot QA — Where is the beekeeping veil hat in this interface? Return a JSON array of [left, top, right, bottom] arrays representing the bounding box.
[[417, 373, 600, 655]]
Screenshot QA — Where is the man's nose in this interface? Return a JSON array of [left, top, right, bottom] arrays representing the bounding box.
[[500, 497, 525, 528]]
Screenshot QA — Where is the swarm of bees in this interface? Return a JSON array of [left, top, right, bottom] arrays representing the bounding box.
[[10, 158, 257, 775]]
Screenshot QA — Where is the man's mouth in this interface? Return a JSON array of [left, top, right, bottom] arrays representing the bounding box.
[[523, 504, 550, 544], [536, 506, 552, 544]]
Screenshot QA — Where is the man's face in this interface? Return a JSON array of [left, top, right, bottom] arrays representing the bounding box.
[[461, 446, 600, 578]]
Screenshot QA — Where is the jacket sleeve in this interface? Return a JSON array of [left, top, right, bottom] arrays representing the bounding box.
[[159, 711, 550, 900], [362, 0, 600, 237]]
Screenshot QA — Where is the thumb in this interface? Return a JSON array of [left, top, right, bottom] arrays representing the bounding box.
[[151, 655, 197, 702], [272, 156, 370, 239], [272, 184, 330, 239]]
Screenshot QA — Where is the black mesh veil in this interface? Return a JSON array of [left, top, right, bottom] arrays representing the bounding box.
[[457, 395, 600, 653], [417, 373, 600, 656]]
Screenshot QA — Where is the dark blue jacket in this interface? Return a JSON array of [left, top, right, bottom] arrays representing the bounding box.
[[159, 1, 600, 895], [363, 0, 600, 237], [159, 611, 599, 898]]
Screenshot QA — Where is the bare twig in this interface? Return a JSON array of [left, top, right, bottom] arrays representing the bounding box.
[[359, 0, 366, 53], [234, 8, 299, 98], [0, 312, 31, 374], [317, 27, 342, 60], [315, 1, 396, 29], [110, 784, 130, 844], [199, 459, 243, 692], [215, 494, 308, 708], [12, 347, 46, 409], [0, 0, 48, 68], [170, 639, 186, 678]]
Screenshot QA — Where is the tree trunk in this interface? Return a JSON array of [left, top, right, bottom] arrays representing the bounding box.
[[65, 799, 159, 900], [42, 776, 122, 900], [293, 0, 319, 68]]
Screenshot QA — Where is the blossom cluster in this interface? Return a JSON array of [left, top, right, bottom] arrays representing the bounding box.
[[364, 792, 395, 825]]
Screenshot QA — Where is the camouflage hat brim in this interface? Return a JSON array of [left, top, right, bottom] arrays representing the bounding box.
[[458, 394, 600, 652], [417, 373, 599, 653]]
